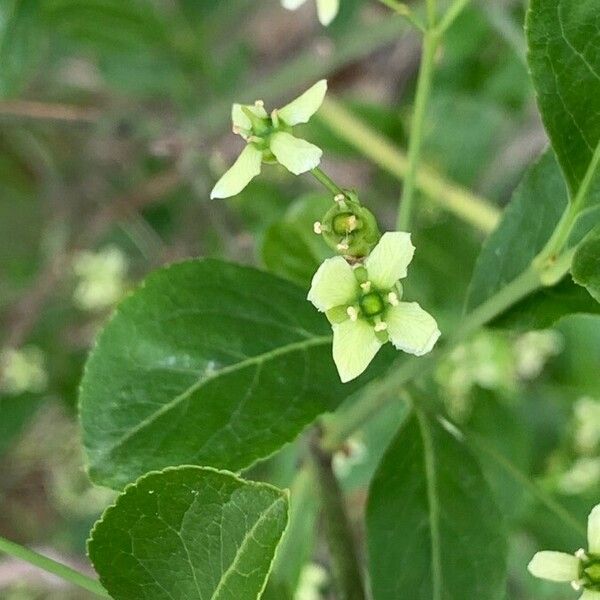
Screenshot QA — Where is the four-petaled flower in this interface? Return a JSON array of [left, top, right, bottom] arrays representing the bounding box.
[[528, 503, 600, 599], [281, 0, 339, 26], [308, 232, 440, 382], [210, 80, 327, 199]]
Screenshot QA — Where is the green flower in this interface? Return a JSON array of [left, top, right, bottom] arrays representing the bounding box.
[[308, 232, 440, 382], [528, 503, 600, 599], [210, 80, 327, 199], [281, 0, 339, 26]]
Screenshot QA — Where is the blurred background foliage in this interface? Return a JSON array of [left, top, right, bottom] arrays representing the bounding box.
[[0, 0, 597, 598]]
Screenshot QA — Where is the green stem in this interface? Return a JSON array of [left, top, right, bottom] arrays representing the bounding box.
[[0, 536, 110, 598], [310, 431, 366, 600], [536, 140, 600, 266], [377, 0, 426, 31], [316, 97, 500, 233], [311, 167, 344, 196], [426, 0, 437, 27], [436, 0, 472, 35], [452, 266, 541, 341], [397, 29, 439, 230], [468, 432, 587, 538]]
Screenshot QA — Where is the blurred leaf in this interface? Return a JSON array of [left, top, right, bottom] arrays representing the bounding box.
[[88, 466, 288, 600], [261, 193, 332, 287], [572, 226, 600, 302], [424, 92, 511, 187], [527, 0, 600, 198], [0, 0, 45, 96], [494, 277, 600, 330], [465, 392, 530, 521], [0, 396, 40, 456], [80, 259, 392, 489], [466, 150, 566, 312], [367, 407, 507, 600]]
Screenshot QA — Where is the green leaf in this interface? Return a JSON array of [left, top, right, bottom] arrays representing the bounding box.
[[466, 150, 567, 311], [494, 277, 600, 330], [572, 226, 600, 302], [88, 466, 289, 600], [261, 194, 333, 287], [0, 396, 40, 456], [465, 393, 530, 521], [367, 407, 507, 600], [527, 0, 600, 197], [80, 259, 390, 489]]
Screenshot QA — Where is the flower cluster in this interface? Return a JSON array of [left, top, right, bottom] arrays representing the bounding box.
[[0, 346, 48, 396], [528, 503, 600, 599], [211, 81, 327, 199], [211, 79, 440, 383], [72, 246, 127, 312]]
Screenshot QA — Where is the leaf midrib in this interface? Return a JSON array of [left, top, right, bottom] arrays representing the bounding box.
[[90, 335, 332, 466], [209, 495, 286, 600], [415, 409, 442, 600]]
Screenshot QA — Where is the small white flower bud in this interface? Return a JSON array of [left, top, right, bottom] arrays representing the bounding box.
[[334, 193, 345, 203], [313, 221, 323, 234]]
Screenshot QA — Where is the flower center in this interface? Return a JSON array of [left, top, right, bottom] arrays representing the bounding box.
[[359, 291, 385, 317], [332, 212, 360, 235]]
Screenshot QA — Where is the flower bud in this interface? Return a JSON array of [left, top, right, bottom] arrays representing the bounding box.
[[319, 193, 380, 258]]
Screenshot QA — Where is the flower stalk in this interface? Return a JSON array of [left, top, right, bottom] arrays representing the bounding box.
[[310, 429, 366, 600], [0, 535, 109, 598]]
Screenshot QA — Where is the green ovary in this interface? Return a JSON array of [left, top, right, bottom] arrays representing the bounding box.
[[359, 291, 385, 317], [582, 556, 600, 591]]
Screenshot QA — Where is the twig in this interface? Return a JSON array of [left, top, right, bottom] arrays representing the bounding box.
[[0, 101, 101, 124], [310, 428, 366, 600]]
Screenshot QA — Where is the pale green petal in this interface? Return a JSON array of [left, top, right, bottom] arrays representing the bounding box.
[[278, 80, 327, 126], [588, 503, 600, 552], [385, 302, 440, 356], [210, 144, 262, 199], [332, 319, 382, 383], [316, 0, 339, 25], [527, 551, 580, 582], [231, 103, 268, 135], [308, 257, 358, 312], [365, 232, 415, 289], [581, 591, 600, 600], [270, 131, 322, 175], [281, 0, 307, 9]]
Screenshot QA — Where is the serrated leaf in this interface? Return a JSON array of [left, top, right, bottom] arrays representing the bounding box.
[[88, 466, 289, 600], [527, 0, 600, 198], [572, 226, 600, 302], [466, 150, 566, 312], [80, 259, 391, 489], [367, 407, 507, 600]]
